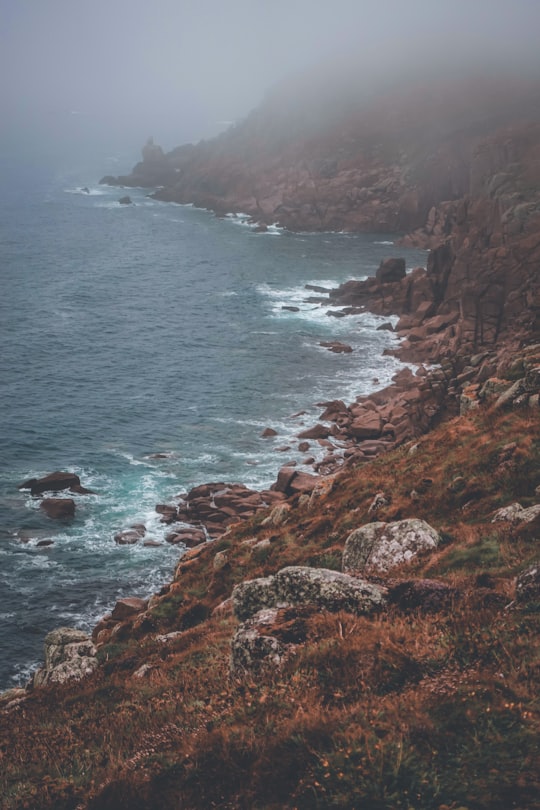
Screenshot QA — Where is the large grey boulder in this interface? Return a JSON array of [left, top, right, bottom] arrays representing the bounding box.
[[342, 518, 441, 576], [232, 566, 386, 621], [33, 627, 98, 687], [276, 566, 386, 614]]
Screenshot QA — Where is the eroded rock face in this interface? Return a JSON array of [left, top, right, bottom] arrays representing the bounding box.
[[232, 566, 386, 621], [33, 627, 98, 687], [342, 519, 441, 575]]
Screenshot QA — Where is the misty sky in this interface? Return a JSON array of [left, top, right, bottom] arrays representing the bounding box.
[[2, 0, 540, 159]]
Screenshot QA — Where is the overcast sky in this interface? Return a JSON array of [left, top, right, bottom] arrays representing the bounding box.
[[2, 0, 540, 158]]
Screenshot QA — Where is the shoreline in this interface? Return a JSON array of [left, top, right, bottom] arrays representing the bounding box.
[[4, 241, 438, 691]]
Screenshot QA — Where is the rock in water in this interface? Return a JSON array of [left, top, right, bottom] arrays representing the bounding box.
[[40, 498, 75, 519], [18, 471, 89, 496]]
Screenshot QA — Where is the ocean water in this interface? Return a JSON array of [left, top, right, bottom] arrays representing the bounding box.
[[0, 155, 426, 688]]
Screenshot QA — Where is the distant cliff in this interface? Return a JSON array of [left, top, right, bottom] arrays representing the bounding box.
[[101, 68, 540, 357], [101, 69, 540, 233]]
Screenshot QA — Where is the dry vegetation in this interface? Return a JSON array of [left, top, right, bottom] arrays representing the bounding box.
[[1, 406, 539, 810]]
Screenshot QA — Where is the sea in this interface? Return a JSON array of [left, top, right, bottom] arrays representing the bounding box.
[[0, 146, 427, 689]]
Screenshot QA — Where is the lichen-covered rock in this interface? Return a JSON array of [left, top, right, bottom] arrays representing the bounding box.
[[261, 503, 291, 527], [275, 567, 386, 614], [515, 563, 540, 603], [232, 576, 280, 621], [232, 567, 386, 621], [33, 627, 98, 687], [492, 503, 540, 524], [230, 608, 288, 674], [342, 518, 441, 575]]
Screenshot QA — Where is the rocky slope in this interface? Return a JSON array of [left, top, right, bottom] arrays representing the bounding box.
[[1, 68, 539, 809]]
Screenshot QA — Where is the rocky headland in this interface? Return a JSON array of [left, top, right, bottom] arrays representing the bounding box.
[[2, 67, 540, 809]]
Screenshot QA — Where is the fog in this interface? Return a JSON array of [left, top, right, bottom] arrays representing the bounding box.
[[2, 0, 540, 163]]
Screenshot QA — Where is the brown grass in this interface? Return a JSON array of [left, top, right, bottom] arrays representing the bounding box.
[[1, 406, 539, 809]]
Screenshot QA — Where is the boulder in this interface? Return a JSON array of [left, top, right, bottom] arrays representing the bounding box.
[[348, 411, 383, 439], [232, 566, 386, 621], [260, 503, 291, 527], [155, 504, 178, 524], [114, 526, 146, 545], [111, 597, 147, 621], [297, 424, 331, 440], [276, 567, 387, 615], [343, 518, 441, 575], [376, 257, 406, 283], [319, 341, 353, 353], [165, 528, 206, 547], [261, 427, 278, 438], [118, 196, 132, 205], [33, 627, 98, 687], [40, 498, 75, 519], [288, 471, 320, 495], [19, 471, 91, 496], [492, 503, 540, 524]]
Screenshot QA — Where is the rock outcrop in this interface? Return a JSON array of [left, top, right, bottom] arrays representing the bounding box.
[[33, 628, 98, 687]]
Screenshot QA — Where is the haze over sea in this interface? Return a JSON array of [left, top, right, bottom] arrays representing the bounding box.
[[0, 144, 426, 689]]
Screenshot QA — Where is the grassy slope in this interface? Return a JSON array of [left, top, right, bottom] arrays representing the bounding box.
[[1, 404, 539, 810]]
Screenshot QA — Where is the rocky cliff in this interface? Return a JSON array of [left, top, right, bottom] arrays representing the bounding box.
[[1, 68, 539, 810]]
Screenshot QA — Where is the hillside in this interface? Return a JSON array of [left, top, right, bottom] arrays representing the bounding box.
[[2, 66, 540, 809]]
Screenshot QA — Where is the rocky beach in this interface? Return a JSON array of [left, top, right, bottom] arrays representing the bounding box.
[[1, 66, 539, 809]]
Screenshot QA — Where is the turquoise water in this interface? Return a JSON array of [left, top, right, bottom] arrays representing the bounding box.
[[0, 156, 426, 687]]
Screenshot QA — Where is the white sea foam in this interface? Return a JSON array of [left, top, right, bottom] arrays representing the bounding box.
[[64, 187, 107, 196]]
